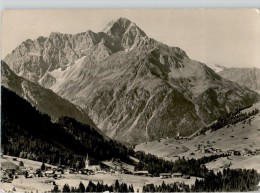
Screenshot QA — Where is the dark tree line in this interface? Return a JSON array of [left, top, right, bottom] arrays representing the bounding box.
[[143, 181, 190, 192], [50, 180, 134, 192], [191, 168, 259, 192], [134, 151, 228, 177], [1, 86, 134, 167], [199, 107, 259, 134], [142, 168, 260, 192], [49, 168, 259, 192]]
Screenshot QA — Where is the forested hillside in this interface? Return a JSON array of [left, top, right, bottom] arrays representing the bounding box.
[[1, 86, 133, 167]]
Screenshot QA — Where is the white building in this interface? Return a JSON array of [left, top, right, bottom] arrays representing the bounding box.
[[85, 155, 101, 172]]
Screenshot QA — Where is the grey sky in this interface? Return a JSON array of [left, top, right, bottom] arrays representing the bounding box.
[[1, 9, 259, 68]]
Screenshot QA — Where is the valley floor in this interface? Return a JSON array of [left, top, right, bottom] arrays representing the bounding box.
[[0, 155, 197, 193]]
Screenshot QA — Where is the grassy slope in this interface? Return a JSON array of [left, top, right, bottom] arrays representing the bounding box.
[[136, 102, 260, 171]]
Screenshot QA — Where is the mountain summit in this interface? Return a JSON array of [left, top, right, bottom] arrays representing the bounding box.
[[103, 17, 147, 50], [4, 18, 260, 144]]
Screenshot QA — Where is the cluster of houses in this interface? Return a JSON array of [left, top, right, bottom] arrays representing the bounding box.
[[196, 144, 222, 154], [226, 149, 260, 157], [159, 172, 190, 179], [0, 158, 66, 183], [194, 143, 260, 157]]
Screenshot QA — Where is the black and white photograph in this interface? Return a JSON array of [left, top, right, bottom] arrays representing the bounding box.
[[1, 9, 260, 192]]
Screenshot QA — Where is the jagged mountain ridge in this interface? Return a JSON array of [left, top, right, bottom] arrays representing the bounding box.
[[4, 17, 260, 144], [1, 61, 98, 130], [218, 67, 260, 94], [4, 18, 147, 83]]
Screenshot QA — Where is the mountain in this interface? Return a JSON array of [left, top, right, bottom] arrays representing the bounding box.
[[4, 17, 260, 144], [1, 86, 133, 165], [1, 61, 97, 129], [218, 67, 260, 93]]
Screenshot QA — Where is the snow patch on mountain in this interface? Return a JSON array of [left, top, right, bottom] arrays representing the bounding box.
[[49, 56, 86, 92], [207, 63, 226, 73]]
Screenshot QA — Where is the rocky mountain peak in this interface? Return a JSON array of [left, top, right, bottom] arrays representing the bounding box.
[[103, 17, 147, 50], [103, 17, 132, 33]]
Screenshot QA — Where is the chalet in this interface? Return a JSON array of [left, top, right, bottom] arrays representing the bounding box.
[[1, 177, 13, 183], [182, 175, 190, 179], [96, 170, 108, 174], [27, 171, 34, 178], [45, 170, 54, 177], [234, 150, 241, 156], [100, 161, 117, 172], [133, 171, 150, 176], [204, 148, 213, 153], [159, 173, 172, 179], [227, 150, 240, 156], [172, 173, 182, 178]]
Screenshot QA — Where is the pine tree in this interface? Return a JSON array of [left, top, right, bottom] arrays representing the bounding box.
[[114, 179, 120, 192], [62, 183, 70, 192], [78, 181, 85, 192], [51, 185, 60, 192]]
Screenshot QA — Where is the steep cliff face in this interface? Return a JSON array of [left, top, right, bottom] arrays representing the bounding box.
[[4, 18, 260, 144]]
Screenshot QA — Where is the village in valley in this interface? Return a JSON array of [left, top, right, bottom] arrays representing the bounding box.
[[1, 102, 260, 192], [0, 154, 199, 192]]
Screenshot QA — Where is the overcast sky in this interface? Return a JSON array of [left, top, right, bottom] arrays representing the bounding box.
[[1, 9, 259, 68]]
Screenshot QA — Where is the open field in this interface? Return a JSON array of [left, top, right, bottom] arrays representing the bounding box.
[[206, 155, 260, 173], [1, 173, 198, 193], [0, 155, 197, 193], [136, 102, 260, 170]]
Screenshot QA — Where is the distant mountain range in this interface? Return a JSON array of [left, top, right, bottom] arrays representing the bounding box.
[[208, 64, 260, 93], [3, 17, 260, 144], [219, 67, 260, 93]]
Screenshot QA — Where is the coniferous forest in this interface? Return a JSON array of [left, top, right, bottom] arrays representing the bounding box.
[[199, 106, 259, 134], [142, 168, 259, 192], [1, 86, 134, 167], [134, 151, 228, 177]]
